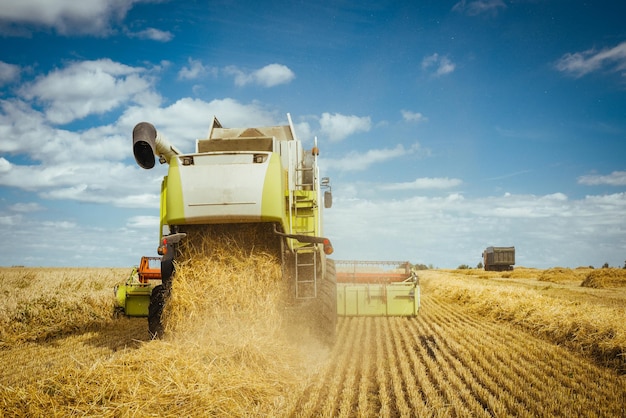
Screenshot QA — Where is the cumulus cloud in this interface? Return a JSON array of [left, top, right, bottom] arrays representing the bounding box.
[[1, 61, 282, 211], [0, 214, 22, 226], [422, 53, 455, 77], [0, 157, 10, 173], [0, 0, 150, 36], [177, 58, 217, 80], [401, 110, 427, 123], [224, 63, 295, 87], [126, 215, 159, 228], [0, 212, 159, 266], [578, 170, 626, 186], [325, 191, 626, 268], [0, 99, 132, 166], [452, 0, 506, 16], [0, 61, 20, 85], [318, 112, 371, 142], [555, 41, 626, 78], [9, 202, 44, 212], [0, 156, 159, 208], [118, 97, 278, 149], [18, 59, 155, 124], [323, 143, 422, 172]]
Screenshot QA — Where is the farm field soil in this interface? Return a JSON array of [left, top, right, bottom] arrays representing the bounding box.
[[0, 268, 624, 416]]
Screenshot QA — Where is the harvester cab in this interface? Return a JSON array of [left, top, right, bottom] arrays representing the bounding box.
[[115, 114, 337, 341]]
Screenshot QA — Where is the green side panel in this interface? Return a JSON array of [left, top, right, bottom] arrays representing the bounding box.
[[164, 158, 186, 224], [159, 178, 166, 239], [261, 153, 287, 225], [386, 284, 420, 316], [287, 188, 320, 252], [337, 283, 419, 317], [115, 284, 152, 317]]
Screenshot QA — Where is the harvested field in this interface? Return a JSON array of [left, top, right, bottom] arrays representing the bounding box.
[[538, 267, 589, 283], [582, 268, 626, 288], [1, 266, 625, 416]]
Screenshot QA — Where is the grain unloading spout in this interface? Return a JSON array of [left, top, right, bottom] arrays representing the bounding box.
[[132, 122, 181, 169]]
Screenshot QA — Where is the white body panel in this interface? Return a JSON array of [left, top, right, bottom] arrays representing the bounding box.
[[178, 153, 269, 222]]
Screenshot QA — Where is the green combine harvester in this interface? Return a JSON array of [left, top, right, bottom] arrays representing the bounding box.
[[114, 115, 420, 341], [115, 114, 336, 340]]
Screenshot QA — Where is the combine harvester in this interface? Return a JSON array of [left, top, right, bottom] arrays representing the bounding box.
[[115, 114, 337, 341], [336, 260, 420, 316]]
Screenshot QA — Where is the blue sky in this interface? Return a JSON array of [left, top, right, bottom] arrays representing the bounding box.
[[0, 0, 625, 268]]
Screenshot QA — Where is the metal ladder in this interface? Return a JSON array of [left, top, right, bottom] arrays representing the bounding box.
[[293, 165, 318, 299]]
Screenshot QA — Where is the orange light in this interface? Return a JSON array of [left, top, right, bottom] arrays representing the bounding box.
[[158, 238, 168, 255], [323, 239, 333, 255]]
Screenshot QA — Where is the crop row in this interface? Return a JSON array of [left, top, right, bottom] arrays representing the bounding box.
[[287, 281, 625, 417]]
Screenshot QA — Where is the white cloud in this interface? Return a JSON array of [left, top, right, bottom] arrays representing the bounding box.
[[118, 97, 278, 149], [0, 157, 160, 208], [0, 214, 158, 267], [9, 202, 43, 212], [452, 0, 506, 16], [323, 143, 420, 172], [401, 110, 427, 123], [0, 0, 147, 36], [178, 58, 217, 80], [555, 41, 626, 78], [0, 99, 130, 164], [1, 69, 283, 210], [380, 177, 462, 191], [578, 171, 626, 186], [0, 157, 10, 173], [325, 191, 626, 269], [130, 27, 173, 42], [41, 220, 76, 229], [318, 112, 371, 142], [252, 64, 296, 87], [126, 215, 159, 228], [422, 53, 455, 77], [225, 63, 295, 87], [19, 59, 155, 124], [0, 61, 20, 85], [0, 214, 23, 226]]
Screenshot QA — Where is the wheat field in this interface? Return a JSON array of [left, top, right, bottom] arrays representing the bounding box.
[[0, 266, 625, 416]]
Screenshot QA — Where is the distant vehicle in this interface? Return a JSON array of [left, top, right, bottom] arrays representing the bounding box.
[[483, 246, 515, 271]]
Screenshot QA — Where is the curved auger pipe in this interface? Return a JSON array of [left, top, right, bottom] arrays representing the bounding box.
[[132, 122, 181, 169]]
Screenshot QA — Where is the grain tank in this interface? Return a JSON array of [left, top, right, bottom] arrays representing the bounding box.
[[117, 114, 337, 341]]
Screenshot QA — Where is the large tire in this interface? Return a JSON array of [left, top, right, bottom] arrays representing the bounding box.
[[148, 284, 167, 339], [317, 258, 337, 344]]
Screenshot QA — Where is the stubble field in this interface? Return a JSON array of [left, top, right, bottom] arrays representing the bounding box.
[[0, 265, 624, 417]]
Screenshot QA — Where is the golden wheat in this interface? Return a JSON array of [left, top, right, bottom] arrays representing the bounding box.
[[582, 268, 626, 288], [1, 265, 625, 416]]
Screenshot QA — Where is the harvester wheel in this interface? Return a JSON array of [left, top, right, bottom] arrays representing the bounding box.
[[317, 258, 337, 344], [148, 284, 167, 339]]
